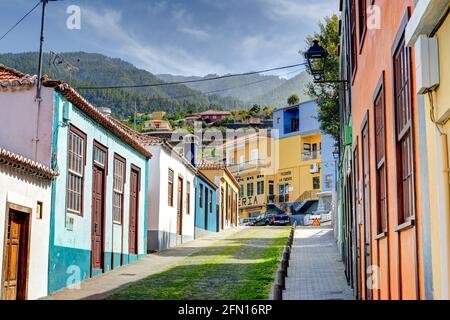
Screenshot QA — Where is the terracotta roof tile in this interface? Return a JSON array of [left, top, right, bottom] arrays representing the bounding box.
[[0, 147, 59, 179], [0, 64, 37, 88]]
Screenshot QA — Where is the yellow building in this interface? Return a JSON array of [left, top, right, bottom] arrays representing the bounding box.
[[197, 159, 240, 230], [406, 0, 450, 300], [222, 100, 336, 221]]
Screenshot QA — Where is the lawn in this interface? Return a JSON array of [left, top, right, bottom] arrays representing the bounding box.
[[107, 226, 290, 300]]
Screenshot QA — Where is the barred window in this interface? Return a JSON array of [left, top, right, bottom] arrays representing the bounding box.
[[67, 126, 85, 215], [113, 156, 125, 223], [186, 181, 191, 215], [168, 169, 174, 207], [394, 36, 415, 224]]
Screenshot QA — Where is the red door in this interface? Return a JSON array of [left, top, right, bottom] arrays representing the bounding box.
[[129, 168, 139, 255], [91, 166, 105, 270]]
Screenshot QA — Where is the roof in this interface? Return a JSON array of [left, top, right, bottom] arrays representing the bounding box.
[[1, 64, 152, 159], [197, 159, 240, 187], [0, 147, 59, 180], [273, 99, 316, 112], [199, 110, 232, 116], [0, 64, 37, 88], [42, 79, 152, 159]]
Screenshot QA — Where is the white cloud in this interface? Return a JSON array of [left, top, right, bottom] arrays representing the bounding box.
[[82, 7, 226, 76], [260, 0, 338, 21], [178, 26, 211, 40]]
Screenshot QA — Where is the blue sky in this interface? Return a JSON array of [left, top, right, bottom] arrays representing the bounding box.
[[0, 0, 338, 77]]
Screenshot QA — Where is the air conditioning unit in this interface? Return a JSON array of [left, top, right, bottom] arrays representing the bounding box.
[[309, 164, 320, 173]]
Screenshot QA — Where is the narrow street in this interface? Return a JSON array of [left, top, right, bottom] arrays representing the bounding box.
[[283, 225, 353, 300], [44, 226, 290, 300]]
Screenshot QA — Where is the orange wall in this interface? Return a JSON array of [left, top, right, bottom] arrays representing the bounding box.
[[351, 0, 423, 300]]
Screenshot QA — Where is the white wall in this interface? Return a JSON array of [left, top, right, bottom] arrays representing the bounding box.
[[147, 145, 196, 250], [0, 166, 52, 300], [0, 86, 54, 166]]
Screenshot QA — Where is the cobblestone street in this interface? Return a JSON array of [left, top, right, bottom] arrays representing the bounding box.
[[283, 226, 354, 300]]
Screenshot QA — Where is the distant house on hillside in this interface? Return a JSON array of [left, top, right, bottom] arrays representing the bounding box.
[[198, 110, 231, 124], [143, 119, 173, 132]]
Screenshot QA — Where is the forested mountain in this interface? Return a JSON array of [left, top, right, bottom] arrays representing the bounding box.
[[252, 71, 313, 107], [0, 52, 243, 118], [158, 70, 313, 108], [157, 73, 286, 103]]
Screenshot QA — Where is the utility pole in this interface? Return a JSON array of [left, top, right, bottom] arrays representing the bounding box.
[[134, 101, 137, 130], [36, 0, 48, 100]]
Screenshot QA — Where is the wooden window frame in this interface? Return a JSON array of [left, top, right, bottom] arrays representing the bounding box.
[[350, 0, 358, 79], [313, 176, 321, 190], [66, 124, 87, 216], [112, 153, 126, 224], [199, 183, 204, 208], [358, 0, 367, 51], [391, 9, 416, 227], [168, 168, 174, 207], [246, 182, 254, 197], [373, 73, 388, 236], [186, 181, 191, 215]]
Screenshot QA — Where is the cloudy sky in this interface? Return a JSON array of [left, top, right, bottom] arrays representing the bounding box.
[[0, 0, 338, 77]]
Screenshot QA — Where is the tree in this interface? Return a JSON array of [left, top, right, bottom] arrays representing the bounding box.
[[250, 104, 261, 115], [262, 105, 273, 119], [304, 15, 340, 143], [287, 94, 300, 106]]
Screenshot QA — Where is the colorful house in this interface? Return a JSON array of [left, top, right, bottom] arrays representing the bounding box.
[[194, 171, 219, 238], [197, 160, 239, 230], [0, 148, 58, 300], [198, 110, 232, 124], [144, 136, 196, 251], [224, 100, 337, 222], [0, 65, 151, 295], [338, 0, 426, 300], [405, 0, 450, 299]]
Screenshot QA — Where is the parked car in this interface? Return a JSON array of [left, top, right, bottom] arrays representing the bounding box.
[[240, 218, 257, 226], [269, 213, 290, 226], [252, 213, 275, 226]]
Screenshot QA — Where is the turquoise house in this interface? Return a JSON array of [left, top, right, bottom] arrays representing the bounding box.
[[45, 82, 151, 294], [194, 171, 218, 238]]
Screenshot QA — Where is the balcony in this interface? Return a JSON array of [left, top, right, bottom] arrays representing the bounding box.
[[301, 150, 321, 161], [228, 159, 269, 173]]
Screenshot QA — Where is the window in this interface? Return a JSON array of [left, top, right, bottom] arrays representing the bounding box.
[[325, 174, 333, 189], [257, 181, 264, 195], [358, 0, 367, 41], [93, 145, 106, 166], [247, 182, 254, 197], [67, 125, 86, 215], [313, 177, 321, 190], [36, 201, 43, 220], [199, 183, 204, 208], [186, 181, 191, 215], [350, 0, 358, 75], [113, 155, 125, 223], [374, 77, 387, 234], [168, 169, 174, 207], [277, 117, 281, 124], [239, 185, 244, 197], [393, 34, 415, 224], [303, 143, 311, 160], [209, 190, 213, 213], [251, 149, 258, 161]]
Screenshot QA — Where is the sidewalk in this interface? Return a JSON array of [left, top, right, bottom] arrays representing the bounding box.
[[283, 226, 354, 300], [43, 227, 244, 300]]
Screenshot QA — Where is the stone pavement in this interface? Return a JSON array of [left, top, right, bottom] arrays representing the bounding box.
[[43, 227, 244, 300], [283, 226, 354, 300]]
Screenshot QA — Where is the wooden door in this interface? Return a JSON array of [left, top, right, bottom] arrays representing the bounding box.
[[362, 122, 372, 300], [91, 166, 105, 270], [177, 177, 183, 236], [129, 168, 139, 255], [353, 144, 362, 299], [2, 210, 29, 300]]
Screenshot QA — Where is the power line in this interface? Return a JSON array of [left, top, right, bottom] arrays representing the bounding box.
[[76, 62, 307, 90], [171, 68, 305, 100], [0, 1, 41, 42]]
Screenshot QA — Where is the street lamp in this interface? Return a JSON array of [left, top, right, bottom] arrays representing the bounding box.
[[304, 39, 348, 84], [304, 40, 328, 81]]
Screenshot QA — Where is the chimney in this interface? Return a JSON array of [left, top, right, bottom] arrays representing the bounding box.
[[98, 107, 112, 117], [183, 134, 198, 167]]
